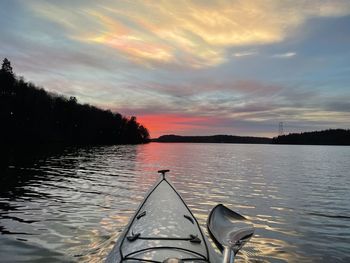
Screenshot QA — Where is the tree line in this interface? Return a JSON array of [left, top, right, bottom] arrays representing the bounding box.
[[153, 134, 272, 144], [272, 129, 350, 145], [0, 58, 150, 145], [154, 130, 350, 145]]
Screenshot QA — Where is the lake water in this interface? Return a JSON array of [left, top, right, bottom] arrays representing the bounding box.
[[0, 143, 349, 262]]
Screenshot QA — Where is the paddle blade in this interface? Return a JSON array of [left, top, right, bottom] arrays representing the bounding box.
[[207, 204, 254, 254]]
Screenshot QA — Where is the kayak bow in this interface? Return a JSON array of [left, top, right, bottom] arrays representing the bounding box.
[[106, 170, 254, 263]]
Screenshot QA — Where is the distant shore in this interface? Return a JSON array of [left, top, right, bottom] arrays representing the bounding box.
[[152, 134, 271, 144], [152, 129, 350, 146]]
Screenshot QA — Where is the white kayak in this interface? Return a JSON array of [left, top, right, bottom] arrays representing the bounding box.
[[106, 170, 254, 263]]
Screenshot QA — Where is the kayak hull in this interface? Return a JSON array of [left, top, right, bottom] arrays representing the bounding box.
[[106, 177, 220, 263]]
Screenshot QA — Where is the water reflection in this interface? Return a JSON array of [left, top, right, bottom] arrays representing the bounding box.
[[0, 143, 350, 262]]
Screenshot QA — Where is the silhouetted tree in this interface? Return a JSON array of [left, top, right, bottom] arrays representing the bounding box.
[[0, 58, 150, 145], [1, 58, 13, 75], [0, 58, 15, 95], [69, 96, 77, 103]]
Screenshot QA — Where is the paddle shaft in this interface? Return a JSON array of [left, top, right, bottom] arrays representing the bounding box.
[[223, 246, 235, 263]]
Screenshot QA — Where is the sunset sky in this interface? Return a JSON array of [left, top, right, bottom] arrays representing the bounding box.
[[1, 0, 350, 138]]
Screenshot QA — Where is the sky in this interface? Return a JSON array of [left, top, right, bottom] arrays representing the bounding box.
[[1, 0, 350, 138]]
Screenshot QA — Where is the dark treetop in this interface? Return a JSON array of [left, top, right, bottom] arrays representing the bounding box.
[[0, 58, 150, 145]]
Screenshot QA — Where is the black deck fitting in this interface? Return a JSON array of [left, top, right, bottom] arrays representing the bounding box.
[[158, 169, 170, 179]]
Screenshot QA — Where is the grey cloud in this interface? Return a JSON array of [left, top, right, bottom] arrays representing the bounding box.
[[325, 100, 350, 112]]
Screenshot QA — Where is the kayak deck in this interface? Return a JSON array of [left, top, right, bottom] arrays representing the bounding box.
[[106, 177, 212, 263]]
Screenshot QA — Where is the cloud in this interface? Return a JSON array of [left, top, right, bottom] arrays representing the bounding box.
[[233, 51, 258, 57], [326, 100, 350, 112], [26, 0, 350, 68], [112, 79, 317, 120], [272, 52, 296, 58], [111, 75, 350, 136]]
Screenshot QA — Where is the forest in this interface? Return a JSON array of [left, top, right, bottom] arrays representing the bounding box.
[[272, 129, 350, 145], [0, 58, 150, 145]]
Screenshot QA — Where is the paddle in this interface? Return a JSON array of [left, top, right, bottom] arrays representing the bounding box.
[[207, 204, 254, 263]]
